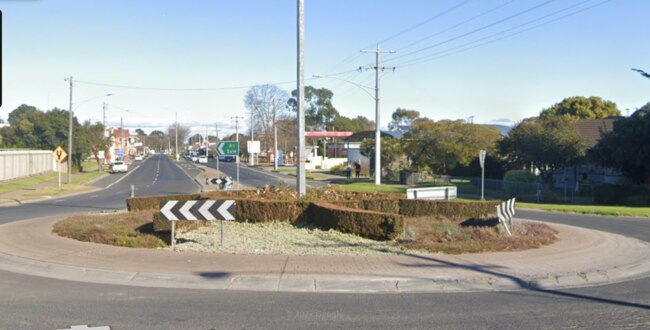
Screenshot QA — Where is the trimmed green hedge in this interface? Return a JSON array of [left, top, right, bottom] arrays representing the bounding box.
[[302, 202, 404, 241], [398, 200, 499, 220], [130, 189, 499, 240], [127, 194, 201, 211]]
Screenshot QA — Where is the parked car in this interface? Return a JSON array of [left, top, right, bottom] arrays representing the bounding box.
[[111, 161, 128, 173], [198, 155, 208, 164], [191, 155, 198, 162], [134, 155, 143, 161]]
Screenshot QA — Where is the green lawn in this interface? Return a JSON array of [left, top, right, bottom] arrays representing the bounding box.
[[517, 202, 650, 218], [0, 172, 58, 194], [335, 181, 408, 194]]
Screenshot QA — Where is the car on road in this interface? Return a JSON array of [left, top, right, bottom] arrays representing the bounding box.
[[134, 155, 143, 161], [198, 155, 208, 164], [111, 161, 128, 173], [191, 155, 198, 162], [218, 155, 235, 162]]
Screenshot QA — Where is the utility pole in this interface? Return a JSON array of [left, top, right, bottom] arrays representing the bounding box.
[[231, 115, 244, 191], [215, 124, 220, 173], [361, 45, 395, 186], [66, 76, 73, 184], [175, 112, 178, 160], [231, 116, 243, 142], [120, 116, 124, 160], [296, 0, 306, 196]]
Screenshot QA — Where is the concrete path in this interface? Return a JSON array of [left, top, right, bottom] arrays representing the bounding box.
[[0, 215, 648, 293]]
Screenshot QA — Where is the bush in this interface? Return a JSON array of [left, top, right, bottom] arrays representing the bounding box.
[[302, 202, 404, 241], [127, 194, 201, 211], [594, 183, 650, 206], [398, 200, 499, 221]]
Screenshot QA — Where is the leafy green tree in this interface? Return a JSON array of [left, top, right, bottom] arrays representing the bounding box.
[[76, 121, 110, 171], [288, 86, 339, 130], [500, 117, 587, 183], [590, 103, 650, 183], [360, 137, 403, 178], [1, 104, 76, 150], [389, 108, 419, 130], [135, 128, 147, 136], [330, 115, 375, 132], [406, 119, 502, 175], [539, 96, 620, 120]]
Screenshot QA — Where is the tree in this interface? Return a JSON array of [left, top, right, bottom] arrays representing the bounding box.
[[389, 108, 419, 130], [360, 137, 403, 178], [539, 96, 620, 120], [500, 117, 587, 183], [590, 103, 650, 183], [1, 104, 76, 150], [330, 115, 375, 132], [406, 119, 502, 175], [135, 128, 147, 136], [77, 121, 110, 171], [288, 86, 339, 130], [244, 84, 290, 152]]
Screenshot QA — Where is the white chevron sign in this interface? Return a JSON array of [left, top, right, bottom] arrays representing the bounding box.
[[495, 198, 516, 236], [160, 200, 236, 221]]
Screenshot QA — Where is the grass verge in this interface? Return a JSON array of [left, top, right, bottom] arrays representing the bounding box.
[[335, 181, 408, 194], [399, 216, 557, 254], [53, 210, 167, 248], [518, 202, 650, 218]]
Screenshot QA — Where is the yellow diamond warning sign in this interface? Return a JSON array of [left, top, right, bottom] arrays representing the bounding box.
[[52, 146, 67, 163]]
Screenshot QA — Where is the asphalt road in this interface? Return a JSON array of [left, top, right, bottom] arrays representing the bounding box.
[[0, 156, 648, 329], [208, 159, 328, 189], [0, 154, 201, 224]]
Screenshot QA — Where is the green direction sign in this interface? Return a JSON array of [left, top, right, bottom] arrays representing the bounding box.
[[216, 141, 239, 156]]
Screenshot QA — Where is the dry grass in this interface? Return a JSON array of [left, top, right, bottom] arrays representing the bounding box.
[[399, 216, 557, 254], [53, 210, 166, 248]]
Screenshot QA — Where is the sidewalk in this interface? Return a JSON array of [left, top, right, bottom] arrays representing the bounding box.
[[0, 215, 648, 293]]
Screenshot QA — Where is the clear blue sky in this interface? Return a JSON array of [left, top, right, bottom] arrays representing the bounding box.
[[1, 0, 648, 135]]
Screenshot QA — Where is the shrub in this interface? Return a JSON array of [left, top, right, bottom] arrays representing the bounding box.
[[398, 200, 499, 221], [127, 194, 201, 211], [301, 202, 404, 241]]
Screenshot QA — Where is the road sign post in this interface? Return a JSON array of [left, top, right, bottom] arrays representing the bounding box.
[[216, 142, 240, 191], [479, 150, 486, 200], [52, 146, 68, 190], [160, 200, 236, 249]]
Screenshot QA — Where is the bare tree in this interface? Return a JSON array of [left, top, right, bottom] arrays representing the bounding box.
[[244, 84, 290, 155]]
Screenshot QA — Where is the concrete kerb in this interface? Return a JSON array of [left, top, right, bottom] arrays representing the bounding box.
[[0, 216, 649, 293]]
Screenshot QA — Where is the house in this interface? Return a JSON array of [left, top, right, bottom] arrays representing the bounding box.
[[343, 130, 403, 170], [553, 118, 621, 186]]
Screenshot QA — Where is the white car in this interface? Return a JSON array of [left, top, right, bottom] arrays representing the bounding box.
[[191, 155, 198, 162], [134, 155, 143, 161], [111, 161, 128, 173], [198, 155, 208, 164]]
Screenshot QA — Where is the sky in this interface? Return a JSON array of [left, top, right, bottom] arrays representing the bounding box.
[[1, 0, 648, 137]]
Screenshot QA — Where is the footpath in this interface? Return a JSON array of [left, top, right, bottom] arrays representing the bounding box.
[[1, 162, 649, 293]]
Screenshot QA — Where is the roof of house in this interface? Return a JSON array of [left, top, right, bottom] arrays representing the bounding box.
[[345, 130, 403, 142], [575, 118, 618, 147]]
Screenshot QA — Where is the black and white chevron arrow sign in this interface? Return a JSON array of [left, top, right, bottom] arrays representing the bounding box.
[[160, 200, 236, 221], [206, 178, 223, 185]]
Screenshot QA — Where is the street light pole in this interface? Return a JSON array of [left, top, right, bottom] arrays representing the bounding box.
[[296, 0, 306, 197]]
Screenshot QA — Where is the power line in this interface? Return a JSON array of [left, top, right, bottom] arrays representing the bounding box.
[[393, 0, 518, 52], [386, 0, 558, 63], [375, 0, 472, 46], [394, 0, 610, 68]]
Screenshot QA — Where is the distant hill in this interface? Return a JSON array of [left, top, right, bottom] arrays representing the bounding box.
[[483, 124, 512, 136]]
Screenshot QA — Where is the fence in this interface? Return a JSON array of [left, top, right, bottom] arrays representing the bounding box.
[[0, 150, 56, 181], [439, 175, 596, 204]]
